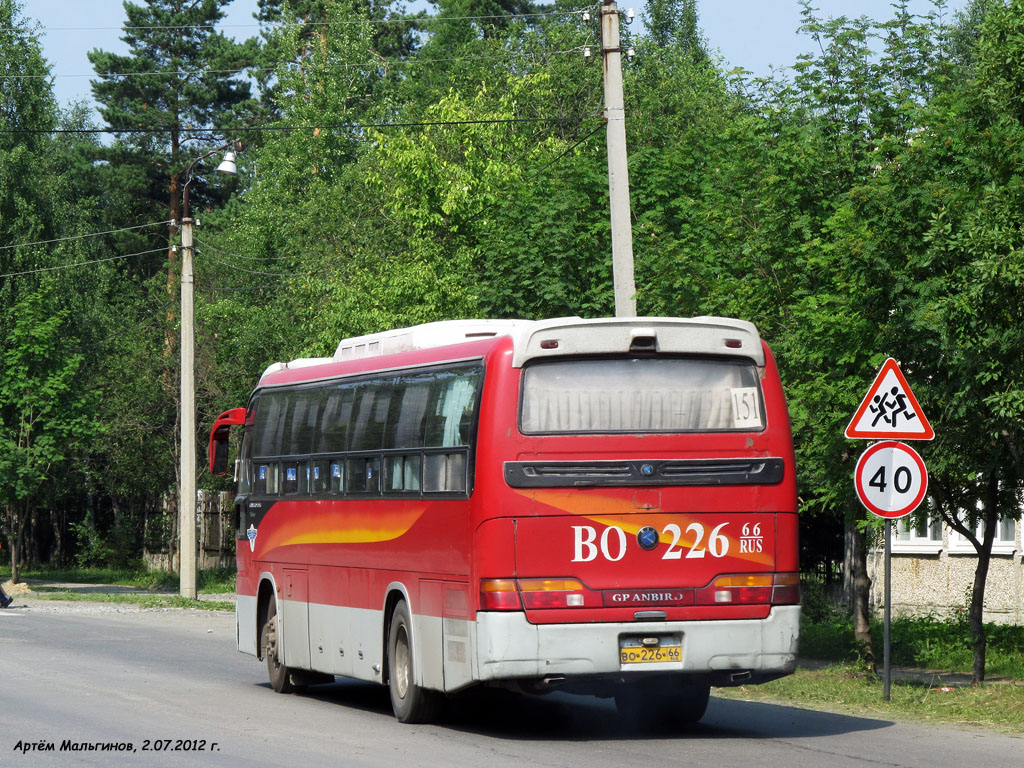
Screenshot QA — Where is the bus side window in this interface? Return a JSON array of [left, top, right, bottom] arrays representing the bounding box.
[[386, 454, 421, 492], [270, 463, 281, 495], [253, 393, 287, 457], [254, 463, 278, 495], [283, 462, 306, 495], [238, 428, 253, 496], [390, 379, 429, 449], [351, 383, 391, 452], [285, 389, 322, 456], [348, 456, 381, 494], [330, 461, 344, 494], [424, 453, 466, 493], [424, 369, 480, 449], [318, 384, 355, 454], [312, 460, 329, 494]]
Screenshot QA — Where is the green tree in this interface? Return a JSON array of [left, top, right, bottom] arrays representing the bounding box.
[[88, 0, 256, 303], [0, 288, 103, 582], [0, 0, 57, 285], [643, 0, 706, 61], [894, 0, 1024, 684]]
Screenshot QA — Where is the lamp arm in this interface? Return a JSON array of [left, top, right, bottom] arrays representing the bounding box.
[[181, 139, 240, 221]]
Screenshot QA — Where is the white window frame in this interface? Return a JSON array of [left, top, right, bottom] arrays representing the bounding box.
[[948, 514, 1019, 556], [890, 514, 944, 554]]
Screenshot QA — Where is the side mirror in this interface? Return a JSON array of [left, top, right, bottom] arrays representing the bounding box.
[[208, 408, 247, 475]]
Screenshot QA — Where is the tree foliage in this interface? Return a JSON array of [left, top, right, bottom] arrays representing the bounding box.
[[0, 288, 103, 581]]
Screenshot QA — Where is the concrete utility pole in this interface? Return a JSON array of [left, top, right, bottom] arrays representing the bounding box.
[[179, 216, 197, 600], [600, 0, 637, 318], [178, 141, 238, 600]]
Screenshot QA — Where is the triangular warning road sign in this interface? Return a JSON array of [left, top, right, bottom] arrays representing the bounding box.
[[845, 358, 934, 440]]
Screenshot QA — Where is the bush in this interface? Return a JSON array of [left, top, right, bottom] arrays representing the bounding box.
[[70, 508, 143, 570], [800, 578, 847, 623]]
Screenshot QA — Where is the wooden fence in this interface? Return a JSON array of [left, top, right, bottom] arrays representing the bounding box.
[[143, 490, 235, 572]]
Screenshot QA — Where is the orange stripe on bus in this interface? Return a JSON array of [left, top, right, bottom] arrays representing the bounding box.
[[254, 504, 428, 554]]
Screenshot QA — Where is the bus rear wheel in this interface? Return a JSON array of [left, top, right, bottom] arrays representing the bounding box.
[[387, 602, 442, 723], [614, 677, 710, 729], [261, 600, 302, 694]]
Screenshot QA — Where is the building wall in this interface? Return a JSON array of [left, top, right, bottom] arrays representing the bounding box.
[[866, 519, 1024, 625]]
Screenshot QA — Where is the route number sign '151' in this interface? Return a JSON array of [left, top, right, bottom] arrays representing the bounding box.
[[854, 441, 928, 519]]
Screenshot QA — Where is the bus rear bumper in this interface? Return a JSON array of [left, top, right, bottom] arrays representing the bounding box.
[[473, 605, 800, 687]]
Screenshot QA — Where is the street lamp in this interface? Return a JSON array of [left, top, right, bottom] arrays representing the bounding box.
[[179, 140, 241, 599]]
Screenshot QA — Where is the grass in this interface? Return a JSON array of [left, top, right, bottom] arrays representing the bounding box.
[[800, 614, 1024, 679], [2, 565, 237, 594], [716, 663, 1024, 732], [25, 590, 234, 611], [2, 565, 237, 611]]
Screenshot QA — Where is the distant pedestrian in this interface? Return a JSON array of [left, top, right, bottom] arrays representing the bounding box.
[[0, 540, 13, 608]]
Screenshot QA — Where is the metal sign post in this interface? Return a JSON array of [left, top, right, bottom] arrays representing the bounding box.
[[884, 521, 892, 701], [854, 440, 927, 700]]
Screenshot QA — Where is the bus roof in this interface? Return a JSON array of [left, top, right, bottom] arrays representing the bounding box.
[[259, 316, 764, 383]]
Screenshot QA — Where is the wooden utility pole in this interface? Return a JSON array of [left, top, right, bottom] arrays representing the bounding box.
[[600, 1, 637, 318]]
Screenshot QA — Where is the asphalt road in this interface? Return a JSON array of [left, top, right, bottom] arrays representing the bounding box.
[[1, 600, 1020, 768]]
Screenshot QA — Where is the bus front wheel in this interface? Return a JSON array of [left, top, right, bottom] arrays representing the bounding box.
[[261, 600, 302, 694], [387, 602, 442, 723]]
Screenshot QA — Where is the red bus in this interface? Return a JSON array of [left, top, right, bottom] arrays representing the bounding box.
[[209, 316, 799, 726]]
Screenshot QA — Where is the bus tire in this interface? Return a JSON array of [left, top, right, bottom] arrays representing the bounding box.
[[262, 600, 302, 694], [387, 601, 442, 723], [614, 677, 710, 729]]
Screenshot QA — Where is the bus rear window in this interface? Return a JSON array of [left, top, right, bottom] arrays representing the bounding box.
[[520, 357, 764, 434]]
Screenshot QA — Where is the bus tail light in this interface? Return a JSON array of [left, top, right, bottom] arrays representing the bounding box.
[[695, 573, 800, 606], [479, 579, 521, 610], [517, 579, 597, 609], [696, 574, 773, 605], [479, 578, 599, 610], [770, 572, 801, 605]]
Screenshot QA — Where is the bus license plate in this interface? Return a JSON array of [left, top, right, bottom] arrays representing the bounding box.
[[619, 637, 682, 665]]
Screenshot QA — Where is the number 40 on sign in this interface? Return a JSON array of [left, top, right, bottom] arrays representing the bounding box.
[[854, 440, 928, 519]]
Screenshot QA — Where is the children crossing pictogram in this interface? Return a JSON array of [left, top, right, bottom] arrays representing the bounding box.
[[845, 358, 934, 440]]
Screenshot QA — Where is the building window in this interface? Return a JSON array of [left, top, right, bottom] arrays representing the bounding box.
[[949, 514, 1019, 556], [891, 515, 943, 554]]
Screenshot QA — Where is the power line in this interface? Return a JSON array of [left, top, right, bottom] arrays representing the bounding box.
[[197, 240, 345, 282], [0, 115, 584, 136], [0, 220, 172, 251], [0, 247, 167, 279], [2, 47, 586, 81], [528, 120, 606, 179], [194, 237, 295, 262], [197, 249, 316, 279], [0, 9, 590, 35], [198, 277, 299, 294]]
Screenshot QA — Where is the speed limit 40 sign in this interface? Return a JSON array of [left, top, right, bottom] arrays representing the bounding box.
[[854, 440, 928, 519]]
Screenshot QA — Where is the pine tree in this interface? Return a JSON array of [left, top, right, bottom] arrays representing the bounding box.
[[88, 0, 256, 279]]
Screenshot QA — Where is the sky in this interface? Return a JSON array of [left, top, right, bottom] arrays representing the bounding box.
[[23, 0, 972, 115]]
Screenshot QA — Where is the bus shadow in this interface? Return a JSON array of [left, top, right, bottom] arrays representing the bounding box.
[[442, 690, 893, 741], [285, 680, 893, 741], [258, 678, 394, 717]]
